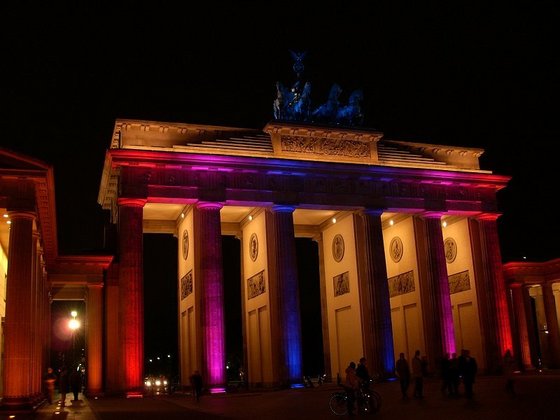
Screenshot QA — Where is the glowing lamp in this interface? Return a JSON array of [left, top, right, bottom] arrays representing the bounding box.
[[68, 318, 81, 331]]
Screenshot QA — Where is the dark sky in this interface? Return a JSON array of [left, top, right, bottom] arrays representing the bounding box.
[[3, 1, 559, 263]]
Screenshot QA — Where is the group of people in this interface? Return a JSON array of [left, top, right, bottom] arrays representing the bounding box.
[[44, 365, 83, 406], [344, 357, 372, 415]]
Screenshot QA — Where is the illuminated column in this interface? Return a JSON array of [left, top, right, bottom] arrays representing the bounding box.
[[30, 232, 42, 400], [193, 202, 226, 388], [414, 214, 455, 367], [471, 214, 512, 372], [118, 198, 146, 396], [510, 283, 532, 369], [87, 283, 104, 395], [354, 210, 394, 378], [542, 282, 560, 368], [2, 211, 35, 409], [522, 286, 540, 368], [266, 205, 302, 385]]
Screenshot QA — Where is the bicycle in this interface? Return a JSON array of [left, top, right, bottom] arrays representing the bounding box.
[[329, 383, 382, 416]]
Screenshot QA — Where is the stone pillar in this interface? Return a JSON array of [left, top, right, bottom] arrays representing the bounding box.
[[1, 211, 35, 410], [414, 214, 455, 369], [354, 210, 394, 378], [510, 283, 532, 369], [118, 198, 146, 396], [470, 214, 513, 372], [266, 205, 303, 386], [542, 282, 560, 368], [193, 202, 226, 388], [87, 283, 104, 395], [31, 232, 43, 401], [522, 286, 540, 368]]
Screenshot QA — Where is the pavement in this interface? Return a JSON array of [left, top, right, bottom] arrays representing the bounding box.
[[2, 370, 559, 419]]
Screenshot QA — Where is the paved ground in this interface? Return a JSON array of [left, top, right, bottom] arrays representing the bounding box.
[[2, 370, 559, 419]]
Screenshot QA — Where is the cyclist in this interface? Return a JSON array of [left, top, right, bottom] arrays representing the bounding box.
[[344, 362, 360, 415]]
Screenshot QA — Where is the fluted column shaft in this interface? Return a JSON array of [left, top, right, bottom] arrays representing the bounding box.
[[510, 284, 532, 369], [414, 215, 455, 367], [87, 284, 104, 395], [354, 210, 394, 377], [473, 216, 513, 371], [542, 282, 560, 367], [118, 198, 145, 395], [194, 202, 226, 388], [2, 212, 35, 408], [266, 206, 302, 385]]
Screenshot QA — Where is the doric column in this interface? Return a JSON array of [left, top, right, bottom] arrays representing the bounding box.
[[266, 205, 302, 386], [2, 211, 35, 409], [118, 198, 146, 396], [87, 283, 104, 395], [193, 202, 226, 389], [522, 286, 540, 368], [470, 214, 513, 372], [510, 283, 532, 369], [354, 210, 395, 378], [542, 282, 560, 368], [30, 231, 42, 400], [414, 214, 455, 368]]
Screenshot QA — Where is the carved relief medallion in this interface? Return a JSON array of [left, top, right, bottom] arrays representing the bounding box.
[[444, 237, 457, 263], [332, 234, 345, 262], [182, 229, 189, 260], [249, 233, 259, 262], [389, 236, 404, 263]]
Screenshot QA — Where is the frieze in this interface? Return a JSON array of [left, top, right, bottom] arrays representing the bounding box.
[[281, 135, 371, 158], [448, 270, 471, 294], [388, 270, 415, 298], [247, 270, 266, 299]]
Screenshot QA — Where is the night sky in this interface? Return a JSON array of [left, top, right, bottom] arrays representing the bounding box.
[[3, 2, 559, 376]]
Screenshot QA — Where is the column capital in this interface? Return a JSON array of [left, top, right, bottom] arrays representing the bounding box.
[[196, 201, 223, 211], [361, 208, 384, 217], [7, 210, 36, 221], [475, 212, 502, 221], [118, 198, 147, 207], [270, 205, 295, 213]]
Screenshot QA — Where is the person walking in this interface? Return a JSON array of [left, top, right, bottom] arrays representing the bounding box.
[[58, 366, 69, 407], [503, 349, 516, 396], [395, 353, 410, 398], [190, 370, 203, 402], [70, 367, 82, 402], [458, 349, 477, 399], [344, 362, 360, 415], [44, 367, 57, 404], [356, 357, 371, 386], [412, 350, 424, 398]]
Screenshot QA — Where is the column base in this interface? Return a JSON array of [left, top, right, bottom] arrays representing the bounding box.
[[125, 390, 144, 398], [0, 396, 42, 413]]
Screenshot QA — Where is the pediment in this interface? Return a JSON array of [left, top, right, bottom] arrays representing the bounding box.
[[0, 148, 50, 172]]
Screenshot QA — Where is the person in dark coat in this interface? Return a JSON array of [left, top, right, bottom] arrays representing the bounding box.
[[395, 353, 410, 398], [458, 349, 477, 399], [58, 366, 69, 406], [190, 370, 203, 402], [70, 367, 83, 401]]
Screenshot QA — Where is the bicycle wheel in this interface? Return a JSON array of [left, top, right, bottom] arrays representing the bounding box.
[[369, 390, 382, 413], [329, 392, 348, 416]]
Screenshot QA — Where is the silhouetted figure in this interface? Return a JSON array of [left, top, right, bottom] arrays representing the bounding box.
[[503, 349, 516, 396], [70, 368, 82, 401], [412, 350, 424, 398], [356, 357, 371, 386], [344, 362, 360, 416], [449, 353, 460, 396], [395, 353, 410, 398], [440, 353, 452, 396], [58, 366, 69, 407], [44, 367, 57, 404], [190, 370, 203, 402], [458, 349, 477, 399]]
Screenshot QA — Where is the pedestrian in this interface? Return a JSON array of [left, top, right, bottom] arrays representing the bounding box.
[[448, 352, 460, 396], [458, 349, 477, 399], [395, 352, 410, 398], [70, 367, 82, 401], [440, 353, 452, 396], [344, 362, 360, 415], [190, 370, 203, 402], [503, 349, 516, 396], [356, 357, 372, 387], [412, 350, 424, 398], [58, 366, 69, 407], [44, 367, 57, 404]]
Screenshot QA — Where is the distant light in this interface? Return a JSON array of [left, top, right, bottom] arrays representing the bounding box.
[[71, 310, 78, 318], [389, 219, 394, 226], [157, 356, 160, 360], [167, 354, 171, 358], [149, 359, 153, 363], [6, 220, 11, 225], [181, 213, 185, 219], [9, 416, 16, 419], [3, 214, 8, 218], [522, 256, 527, 260], [209, 387, 226, 394], [290, 383, 305, 389], [248, 215, 253, 221], [332, 217, 337, 224]]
